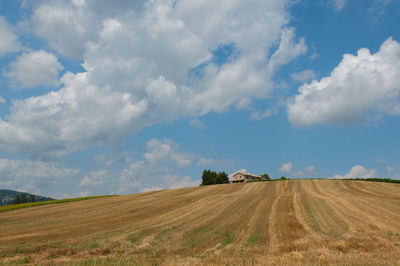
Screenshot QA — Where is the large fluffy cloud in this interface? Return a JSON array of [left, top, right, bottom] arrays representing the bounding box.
[[0, 72, 147, 159], [0, 16, 20, 56], [0, 0, 306, 158], [288, 38, 400, 126], [4, 50, 64, 88]]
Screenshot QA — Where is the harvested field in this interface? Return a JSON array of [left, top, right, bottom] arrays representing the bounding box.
[[0, 180, 400, 265]]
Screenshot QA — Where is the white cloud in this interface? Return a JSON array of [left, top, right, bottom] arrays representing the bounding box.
[[0, 72, 148, 159], [162, 174, 200, 189], [370, 0, 392, 13], [0, 158, 80, 195], [0, 16, 20, 56], [0, 0, 308, 159], [278, 162, 293, 173], [386, 165, 394, 173], [79, 170, 108, 188], [267, 27, 307, 71], [294, 166, 319, 177], [4, 50, 64, 88], [189, 118, 206, 129], [333, 165, 377, 179], [250, 108, 274, 120], [331, 0, 347, 11], [116, 138, 199, 194], [144, 139, 193, 167], [288, 38, 400, 126], [196, 157, 233, 167], [291, 69, 317, 82], [0, 96, 5, 104], [278, 162, 319, 177]]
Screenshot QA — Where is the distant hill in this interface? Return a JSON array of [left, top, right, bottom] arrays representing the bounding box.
[[0, 189, 54, 206]]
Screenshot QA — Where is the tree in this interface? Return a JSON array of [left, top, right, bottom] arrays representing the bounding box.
[[201, 169, 212, 185], [217, 171, 229, 184], [280, 176, 286, 180], [21, 193, 28, 203], [13, 195, 21, 204], [261, 173, 271, 180], [29, 194, 36, 202], [210, 171, 218, 184], [201, 169, 230, 185]]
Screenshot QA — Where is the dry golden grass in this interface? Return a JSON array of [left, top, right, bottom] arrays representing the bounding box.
[[1, 180, 400, 265]]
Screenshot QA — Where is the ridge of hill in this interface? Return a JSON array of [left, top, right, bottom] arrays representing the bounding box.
[[0, 189, 54, 206], [0, 180, 399, 265]]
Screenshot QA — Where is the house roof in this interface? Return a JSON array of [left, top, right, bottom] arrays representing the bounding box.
[[233, 172, 262, 178]]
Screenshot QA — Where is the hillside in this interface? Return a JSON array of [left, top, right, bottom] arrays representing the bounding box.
[[0, 180, 399, 265], [0, 189, 54, 206]]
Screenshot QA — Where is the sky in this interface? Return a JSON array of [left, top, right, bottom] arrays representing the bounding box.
[[0, 0, 399, 198]]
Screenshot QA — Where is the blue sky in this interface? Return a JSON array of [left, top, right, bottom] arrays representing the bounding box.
[[0, 0, 399, 198]]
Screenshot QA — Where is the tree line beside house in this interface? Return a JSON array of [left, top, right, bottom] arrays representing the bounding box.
[[201, 169, 229, 185]]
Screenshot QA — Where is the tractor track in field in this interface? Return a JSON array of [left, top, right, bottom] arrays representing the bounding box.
[[1, 180, 400, 265]]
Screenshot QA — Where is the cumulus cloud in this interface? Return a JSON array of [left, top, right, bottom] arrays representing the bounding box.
[[331, 0, 348, 11], [278, 162, 319, 177], [0, 158, 80, 194], [0, 0, 308, 159], [0, 72, 148, 159], [0, 96, 5, 104], [333, 165, 377, 179], [4, 50, 64, 88], [250, 108, 275, 120], [291, 69, 317, 82], [267, 27, 307, 71], [117, 138, 199, 194], [189, 118, 206, 129], [79, 170, 108, 188], [144, 138, 193, 167], [161, 174, 199, 190], [0, 16, 20, 56], [288, 38, 400, 126], [278, 162, 293, 173]]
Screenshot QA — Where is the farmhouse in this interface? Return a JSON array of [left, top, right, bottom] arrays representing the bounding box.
[[231, 172, 262, 183]]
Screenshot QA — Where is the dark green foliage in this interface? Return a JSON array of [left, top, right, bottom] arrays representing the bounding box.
[[13, 195, 21, 204], [21, 193, 28, 203], [201, 169, 230, 185], [216, 171, 229, 184], [261, 173, 271, 180], [348, 178, 400, 184], [280, 176, 286, 180], [0, 190, 54, 206], [29, 194, 36, 202]]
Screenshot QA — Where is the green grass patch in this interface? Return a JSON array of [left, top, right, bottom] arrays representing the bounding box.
[[347, 178, 400, 184], [0, 195, 118, 213], [220, 231, 234, 247], [246, 231, 262, 247]]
